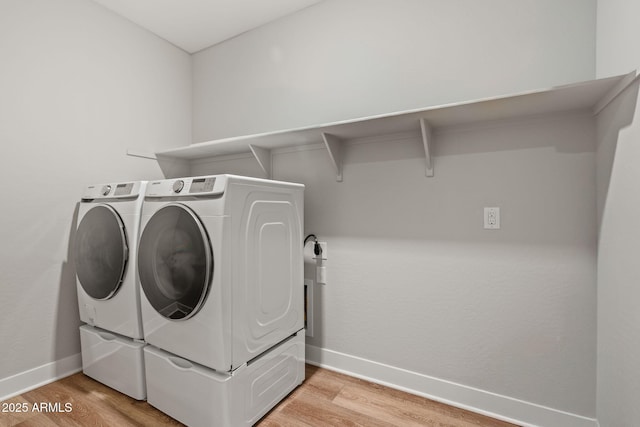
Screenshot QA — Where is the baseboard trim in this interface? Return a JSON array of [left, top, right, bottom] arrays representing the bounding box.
[[306, 345, 597, 427], [0, 353, 82, 401]]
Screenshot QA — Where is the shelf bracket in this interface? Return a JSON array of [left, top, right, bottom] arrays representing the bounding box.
[[593, 69, 639, 115], [249, 144, 272, 179], [126, 149, 157, 160], [322, 132, 343, 182], [420, 119, 434, 177]]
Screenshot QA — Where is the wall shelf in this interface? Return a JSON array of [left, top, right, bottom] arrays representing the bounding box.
[[154, 72, 636, 180]]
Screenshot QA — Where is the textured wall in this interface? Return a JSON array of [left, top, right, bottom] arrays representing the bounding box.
[[192, 113, 598, 417], [0, 0, 191, 382], [190, 0, 600, 418], [192, 0, 596, 142], [595, 0, 640, 424]]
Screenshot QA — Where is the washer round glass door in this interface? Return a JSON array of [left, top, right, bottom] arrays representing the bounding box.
[[138, 204, 212, 320], [74, 204, 128, 300]]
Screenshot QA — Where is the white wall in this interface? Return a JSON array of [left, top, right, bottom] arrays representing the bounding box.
[[191, 0, 600, 422], [191, 114, 598, 421], [596, 0, 640, 78], [595, 1, 640, 426], [0, 0, 191, 387], [193, 0, 596, 141]]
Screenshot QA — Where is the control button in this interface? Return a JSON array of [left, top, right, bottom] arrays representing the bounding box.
[[101, 185, 111, 196], [173, 180, 185, 193]]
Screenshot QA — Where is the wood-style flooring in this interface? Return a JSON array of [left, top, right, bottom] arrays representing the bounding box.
[[1, 365, 517, 427]]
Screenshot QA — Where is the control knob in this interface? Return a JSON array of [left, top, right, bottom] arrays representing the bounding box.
[[173, 180, 185, 193], [101, 185, 111, 196]]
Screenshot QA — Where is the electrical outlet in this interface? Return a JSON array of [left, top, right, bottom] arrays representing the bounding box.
[[484, 207, 500, 229]]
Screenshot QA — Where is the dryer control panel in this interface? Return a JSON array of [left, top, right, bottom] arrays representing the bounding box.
[[146, 176, 226, 198], [189, 177, 216, 193]]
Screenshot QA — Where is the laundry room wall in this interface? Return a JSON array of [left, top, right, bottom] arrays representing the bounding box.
[[190, 0, 599, 424], [192, 0, 596, 141], [0, 0, 190, 396], [191, 114, 598, 424], [595, 1, 640, 425]]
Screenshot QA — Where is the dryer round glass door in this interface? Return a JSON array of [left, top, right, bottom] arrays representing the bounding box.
[[138, 204, 213, 320], [74, 204, 128, 300]]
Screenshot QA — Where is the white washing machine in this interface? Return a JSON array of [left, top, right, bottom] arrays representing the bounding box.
[[74, 181, 147, 399], [137, 174, 304, 371]]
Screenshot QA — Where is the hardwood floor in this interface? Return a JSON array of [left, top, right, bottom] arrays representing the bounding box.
[[1, 365, 517, 426]]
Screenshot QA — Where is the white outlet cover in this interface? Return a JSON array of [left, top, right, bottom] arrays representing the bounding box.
[[484, 207, 501, 229]]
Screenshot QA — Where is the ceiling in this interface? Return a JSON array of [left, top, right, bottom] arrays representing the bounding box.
[[91, 0, 322, 53]]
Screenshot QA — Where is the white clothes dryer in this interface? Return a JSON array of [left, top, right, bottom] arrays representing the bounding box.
[[74, 181, 147, 339], [137, 175, 304, 372]]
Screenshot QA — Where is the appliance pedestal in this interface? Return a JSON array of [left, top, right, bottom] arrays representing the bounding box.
[[144, 330, 305, 427], [80, 325, 146, 400]]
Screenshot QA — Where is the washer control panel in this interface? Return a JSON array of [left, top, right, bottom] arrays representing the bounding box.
[[82, 181, 143, 200], [114, 183, 134, 196]]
